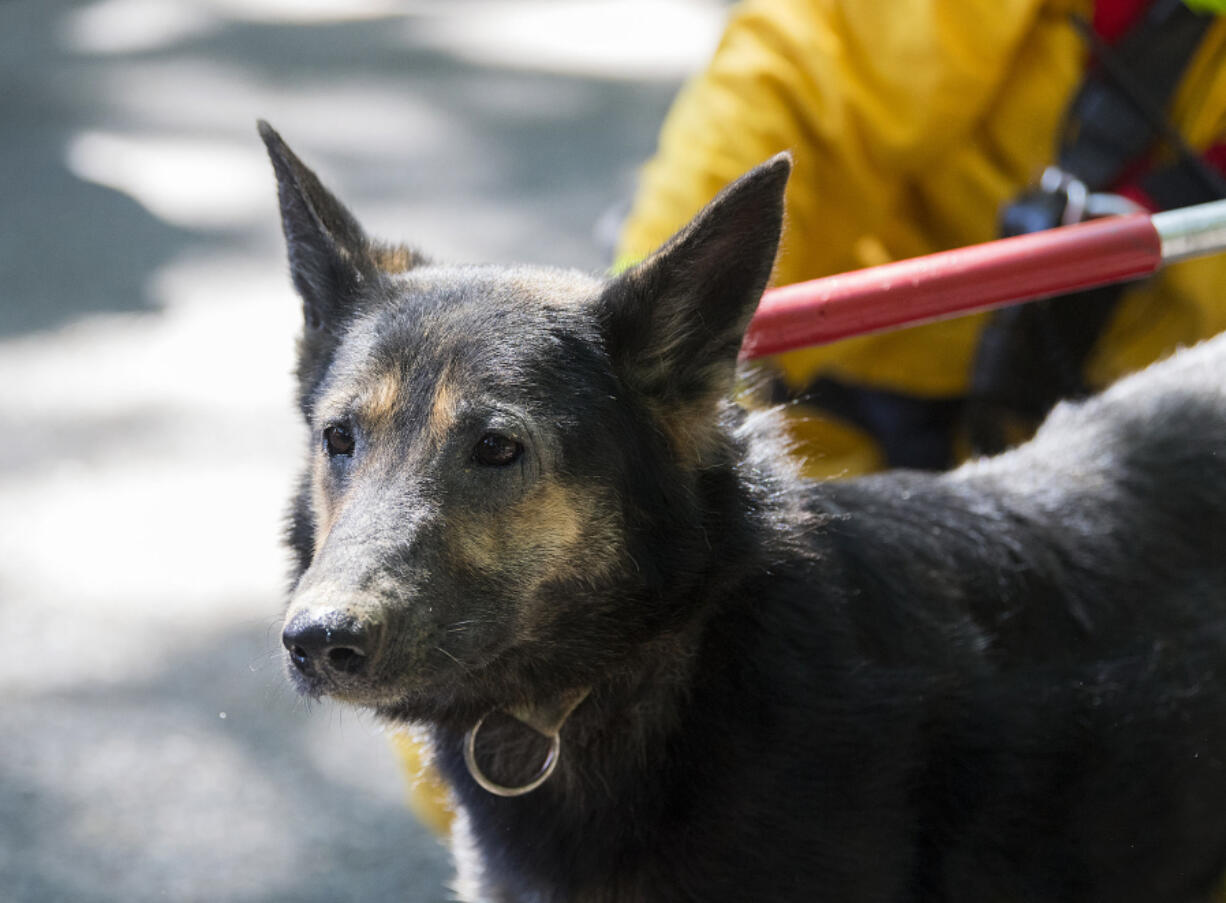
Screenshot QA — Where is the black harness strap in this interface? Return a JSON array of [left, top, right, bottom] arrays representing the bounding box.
[[965, 0, 1219, 455]]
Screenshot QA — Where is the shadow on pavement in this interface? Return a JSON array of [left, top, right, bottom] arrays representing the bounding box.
[[0, 617, 453, 903]]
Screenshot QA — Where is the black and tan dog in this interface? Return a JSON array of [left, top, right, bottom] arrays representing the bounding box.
[[260, 120, 1226, 903]]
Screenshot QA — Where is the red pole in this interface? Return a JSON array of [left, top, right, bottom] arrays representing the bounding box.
[[741, 213, 1163, 360]]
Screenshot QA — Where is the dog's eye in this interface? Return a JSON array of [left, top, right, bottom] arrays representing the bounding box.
[[323, 424, 356, 458], [473, 432, 522, 467]]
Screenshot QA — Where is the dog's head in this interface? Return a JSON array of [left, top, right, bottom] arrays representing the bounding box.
[[260, 122, 789, 726]]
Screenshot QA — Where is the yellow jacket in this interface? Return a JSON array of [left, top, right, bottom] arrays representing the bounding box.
[[616, 0, 1226, 477]]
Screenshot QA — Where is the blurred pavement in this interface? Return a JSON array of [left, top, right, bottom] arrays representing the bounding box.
[[0, 1, 726, 899]]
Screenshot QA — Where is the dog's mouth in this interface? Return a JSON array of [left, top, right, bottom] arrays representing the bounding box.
[[287, 643, 495, 709], [282, 602, 517, 705], [284, 615, 593, 796]]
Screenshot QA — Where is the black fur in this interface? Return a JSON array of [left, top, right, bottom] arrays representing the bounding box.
[[260, 121, 1226, 902]]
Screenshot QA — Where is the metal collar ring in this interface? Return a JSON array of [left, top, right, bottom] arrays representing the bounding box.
[[463, 714, 561, 797]]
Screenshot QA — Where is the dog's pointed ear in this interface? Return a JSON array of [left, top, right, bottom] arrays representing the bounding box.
[[258, 120, 375, 333], [597, 153, 790, 406]]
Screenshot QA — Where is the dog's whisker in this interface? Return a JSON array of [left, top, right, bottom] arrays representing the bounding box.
[[444, 618, 490, 637], [435, 645, 466, 669], [248, 647, 285, 673]]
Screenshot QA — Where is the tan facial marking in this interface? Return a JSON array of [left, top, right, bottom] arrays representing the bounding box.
[[520, 481, 586, 558], [309, 382, 369, 559], [451, 480, 586, 575], [370, 243, 423, 274], [648, 395, 724, 467], [448, 480, 625, 636], [427, 375, 458, 440], [311, 453, 338, 558], [357, 370, 403, 430]]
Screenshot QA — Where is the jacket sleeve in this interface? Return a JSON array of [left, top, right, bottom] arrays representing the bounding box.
[[615, 0, 1087, 410], [615, 0, 1055, 283]]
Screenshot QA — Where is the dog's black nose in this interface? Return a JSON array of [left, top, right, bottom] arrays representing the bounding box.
[[282, 610, 375, 678]]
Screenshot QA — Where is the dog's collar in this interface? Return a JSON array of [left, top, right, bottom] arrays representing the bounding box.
[[463, 687, 591, 797]]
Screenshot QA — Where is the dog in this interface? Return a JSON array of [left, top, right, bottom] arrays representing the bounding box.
[[259, 120, 1226, 902]]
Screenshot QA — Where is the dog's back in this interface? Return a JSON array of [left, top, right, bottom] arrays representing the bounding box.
[[792, 335, 1226, 900], [825, 334, 1226, 669]]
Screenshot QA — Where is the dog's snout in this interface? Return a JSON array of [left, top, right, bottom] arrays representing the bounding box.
[[282, 609, 378, 679]]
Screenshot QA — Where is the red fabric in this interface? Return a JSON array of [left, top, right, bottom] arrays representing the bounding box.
[[1114, 183, 1158, 212], [1093, 0, 1152, 43], [1203, 142, 1226, 175]]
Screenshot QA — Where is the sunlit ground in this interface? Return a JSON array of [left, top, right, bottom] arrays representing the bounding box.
[[0, 1, 725, 899]]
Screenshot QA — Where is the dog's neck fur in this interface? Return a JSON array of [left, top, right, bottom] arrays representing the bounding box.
[[430, 403, 819, 900]]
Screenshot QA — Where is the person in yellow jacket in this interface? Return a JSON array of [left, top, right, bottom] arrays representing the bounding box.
[[398, 0, 1226, 837], [617, 0, 1226, 479]]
